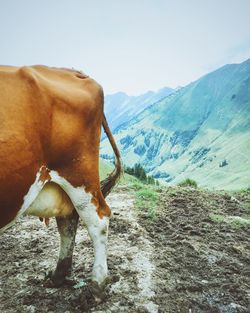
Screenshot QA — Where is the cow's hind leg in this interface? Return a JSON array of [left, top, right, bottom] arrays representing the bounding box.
[[75, 203, 110, 288], [45, 210, 79, 287], [87, 215, 109, 287], [48, 171, 110, 288]]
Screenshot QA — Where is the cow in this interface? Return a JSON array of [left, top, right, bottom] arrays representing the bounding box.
[[0, 65, 122, 289]]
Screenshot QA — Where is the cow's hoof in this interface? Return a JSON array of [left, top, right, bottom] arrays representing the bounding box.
[[89, 281, 107, 301], [79, 282, 107, 311], [44, 271, 75, 288], [79, 276, 120, 310], [44, 277, 61, 288]]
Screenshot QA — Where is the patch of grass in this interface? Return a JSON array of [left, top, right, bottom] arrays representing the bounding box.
[[136, 189, 159, 202], [178, 178, 198, 188], [240, 187, 250, 194], [134, 186, 159, 221], [229, 216, 250, 228], [209, 213, 225, 223], [209, 213, 250, 228], [128, 180, 145, 191]]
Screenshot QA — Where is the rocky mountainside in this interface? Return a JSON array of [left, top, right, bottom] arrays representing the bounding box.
[[104, 87, 174, 132], [101, 59, 250, 190]]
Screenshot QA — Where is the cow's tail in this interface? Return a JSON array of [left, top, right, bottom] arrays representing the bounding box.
[[100, 114, 122, 198]]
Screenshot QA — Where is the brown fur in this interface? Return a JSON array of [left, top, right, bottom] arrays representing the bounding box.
[[0, 65, 121, 228]]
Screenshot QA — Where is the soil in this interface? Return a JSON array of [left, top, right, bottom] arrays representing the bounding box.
[[0, 186, 250, 313]]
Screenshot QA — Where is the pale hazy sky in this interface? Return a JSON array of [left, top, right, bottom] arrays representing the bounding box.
[[0, 0, 250, 95]]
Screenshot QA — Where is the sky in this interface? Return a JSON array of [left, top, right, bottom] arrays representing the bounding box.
[[0, 0, 250, 95]]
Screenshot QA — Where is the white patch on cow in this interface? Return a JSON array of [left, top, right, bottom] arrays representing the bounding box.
[[49, 170, 109, 285], [23, 168, 48, 209], [0, 168, 46, 234]]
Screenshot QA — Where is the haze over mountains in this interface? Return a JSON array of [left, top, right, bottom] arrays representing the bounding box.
[[104, 87, 174, 132], [101, 59, 250, 190]]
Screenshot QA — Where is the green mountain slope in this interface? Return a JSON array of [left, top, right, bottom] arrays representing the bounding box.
[[101, 59, 250, 190], [104, 87, 174, 132]]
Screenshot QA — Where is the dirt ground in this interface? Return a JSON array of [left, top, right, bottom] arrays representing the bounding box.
[[0, 186, 249, 313]]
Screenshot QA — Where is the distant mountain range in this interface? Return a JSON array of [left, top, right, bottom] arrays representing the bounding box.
[[104, 87, 174, 132], [101, 59, 250, 190]]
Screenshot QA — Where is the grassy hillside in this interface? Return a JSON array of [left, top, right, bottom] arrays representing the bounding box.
[[101, 59, 250, 191], [99, 159, 114, 181], [99, 159, 137, 185]]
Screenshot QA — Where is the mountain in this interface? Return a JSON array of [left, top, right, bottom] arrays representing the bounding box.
[[104, 87, 174, 132], [101, 59, 250, 190]]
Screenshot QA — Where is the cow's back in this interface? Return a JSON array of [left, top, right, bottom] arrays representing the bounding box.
[[0, 65, 104, 229]]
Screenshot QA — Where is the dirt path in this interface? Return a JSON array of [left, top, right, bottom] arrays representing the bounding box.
[[106, 189, 158, 313], [0, 186, 250, 313], [0, 187, 158, 313]]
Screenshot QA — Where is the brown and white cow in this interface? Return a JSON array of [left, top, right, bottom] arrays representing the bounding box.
[[0, 65, 122, 288]]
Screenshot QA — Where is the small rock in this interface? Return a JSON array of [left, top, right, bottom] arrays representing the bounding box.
[[230, 196, 240, 204], [25, 305, 36, 313], [136, 306, 150, 313]]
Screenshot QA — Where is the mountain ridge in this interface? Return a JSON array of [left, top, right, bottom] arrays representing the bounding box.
[[101, 59, 250, 190], [104, 86, 175, 132]]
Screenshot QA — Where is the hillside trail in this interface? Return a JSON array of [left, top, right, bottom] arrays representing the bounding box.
[[0, 186, 158, 313], [1, 186, 250, 313], [97, 187, 159, 312]]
